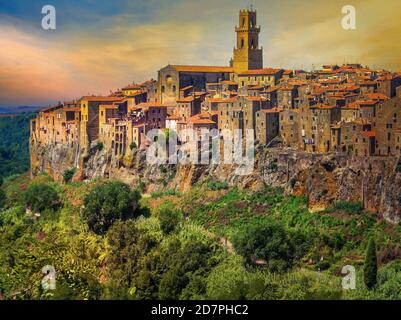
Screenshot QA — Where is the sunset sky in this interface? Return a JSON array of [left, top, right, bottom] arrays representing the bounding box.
[[1, 0, 401, 107]]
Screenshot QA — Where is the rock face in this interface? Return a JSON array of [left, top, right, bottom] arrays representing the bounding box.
[[30, 141, 401, 223]]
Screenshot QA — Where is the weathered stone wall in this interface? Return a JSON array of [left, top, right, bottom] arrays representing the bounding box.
[[30, 140, 401, 224]]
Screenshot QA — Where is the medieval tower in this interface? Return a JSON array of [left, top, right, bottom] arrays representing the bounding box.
[[232, 8, 263, 73]]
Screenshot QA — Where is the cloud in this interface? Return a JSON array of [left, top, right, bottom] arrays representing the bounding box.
[[0, 0, 400, 107]]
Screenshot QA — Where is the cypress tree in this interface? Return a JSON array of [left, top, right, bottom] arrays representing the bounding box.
[[364, 237, 377, 289]]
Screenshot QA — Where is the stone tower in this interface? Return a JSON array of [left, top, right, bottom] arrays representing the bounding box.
[[233, 8, 263, 73]]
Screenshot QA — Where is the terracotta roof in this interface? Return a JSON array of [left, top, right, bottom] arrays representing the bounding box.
[[220, 80, 238, 85], [167, 115, 181, 120], [260, 108, 281, 113], [238, 68, 282, 76], [188, 118, 216, 125], [177, 96, 195, 103], [265, 86, 279, 93], [364, 93, 389, 100], [245, 96, 268, 102], [171, 65, 233, 73], [208, 97, 237, 103], [63, 107, 80, 112], [310, 104, 336, 110], [122, 85, 141, 90], [81, 96, 123, 102], [362, 131, 376, 137], [136, 102, 169, 108], [180, 85, 194, 91]]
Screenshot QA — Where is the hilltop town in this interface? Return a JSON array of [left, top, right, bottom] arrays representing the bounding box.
[[30, 8, 401, 164]]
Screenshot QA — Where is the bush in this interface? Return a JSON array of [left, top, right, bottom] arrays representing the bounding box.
[[206, 180, 229, 191], [151, 189, 181, 198], [63, 168, 77, 184], [82, 181, 141, 235], [396, 165, 401, 173], [158, 206, 182, 235], [333, 201, 363, 214], [233, 219, 294, 272], [24, 183, 60, 213], [129, 142, 137, 150]]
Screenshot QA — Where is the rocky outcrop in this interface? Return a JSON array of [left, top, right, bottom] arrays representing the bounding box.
[[30, 141, 401, 224]]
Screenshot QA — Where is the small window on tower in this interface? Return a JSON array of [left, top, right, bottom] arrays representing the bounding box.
[[242, 18, 246, 27], [241, 39, 244, 48]]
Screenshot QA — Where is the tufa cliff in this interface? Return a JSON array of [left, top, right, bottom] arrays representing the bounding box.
[[30, 141, 401, 224]]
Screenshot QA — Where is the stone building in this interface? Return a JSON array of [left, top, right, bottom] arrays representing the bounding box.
[[255, 109, 280, 145], [79, 96, 123, 150], [157, 65, 232, 104]]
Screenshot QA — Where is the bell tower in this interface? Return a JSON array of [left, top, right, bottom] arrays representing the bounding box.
[[233, 8, 263, 73]]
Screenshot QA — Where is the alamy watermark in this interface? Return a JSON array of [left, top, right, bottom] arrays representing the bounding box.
[[341, 5, 356, 30], [41, 5, 56, 30], [41, 265, 56, 290], [146, 128, 255, 176]]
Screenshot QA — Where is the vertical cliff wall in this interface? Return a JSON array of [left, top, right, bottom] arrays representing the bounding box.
[[30, 141, 401, 223]]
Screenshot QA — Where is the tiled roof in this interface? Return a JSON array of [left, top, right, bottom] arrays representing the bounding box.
[[171, 65, 234, 73], [81, 96, 123, 102], [238, 68, 282, 75], [362, 131, 376, 137]]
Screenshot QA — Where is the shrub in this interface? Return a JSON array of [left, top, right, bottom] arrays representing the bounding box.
[[396, 165, 401, 173], [206, 180, 229, 191], [333, 201, 363, 214], [129, 142, 137, 150], [63, 168, 77, 184], [364, 237, 378, 289], [89, 141, 103, 155], [24, 183, 60, 213], [158, 206, 182, 235], [82, 181, 141, 235], [151, 189, 181, 198]]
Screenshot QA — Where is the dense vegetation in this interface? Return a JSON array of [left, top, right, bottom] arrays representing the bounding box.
[[1, 174, 401, 300], [0, 113, 36, 179]]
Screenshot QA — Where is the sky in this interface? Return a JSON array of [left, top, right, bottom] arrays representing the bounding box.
[[0, 0, 401, 107]]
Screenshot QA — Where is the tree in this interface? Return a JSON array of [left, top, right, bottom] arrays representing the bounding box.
[[364, 237, 378, 289], [24, 183, 59, 213], [158, 205, 182, 235], [82, 181, 141, 235], [105, 220, 161, 299], [233, 219, 294, 272]]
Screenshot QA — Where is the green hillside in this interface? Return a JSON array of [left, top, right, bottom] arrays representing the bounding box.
[[0, 113, 36, 179], [1, 174, 401, 300]]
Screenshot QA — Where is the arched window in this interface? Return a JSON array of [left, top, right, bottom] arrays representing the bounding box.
[[241, 39, 244, 48], [242, 18, 246, 27]]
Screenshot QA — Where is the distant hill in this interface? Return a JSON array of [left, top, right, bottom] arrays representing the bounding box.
[[0, 106, 41, 114]]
